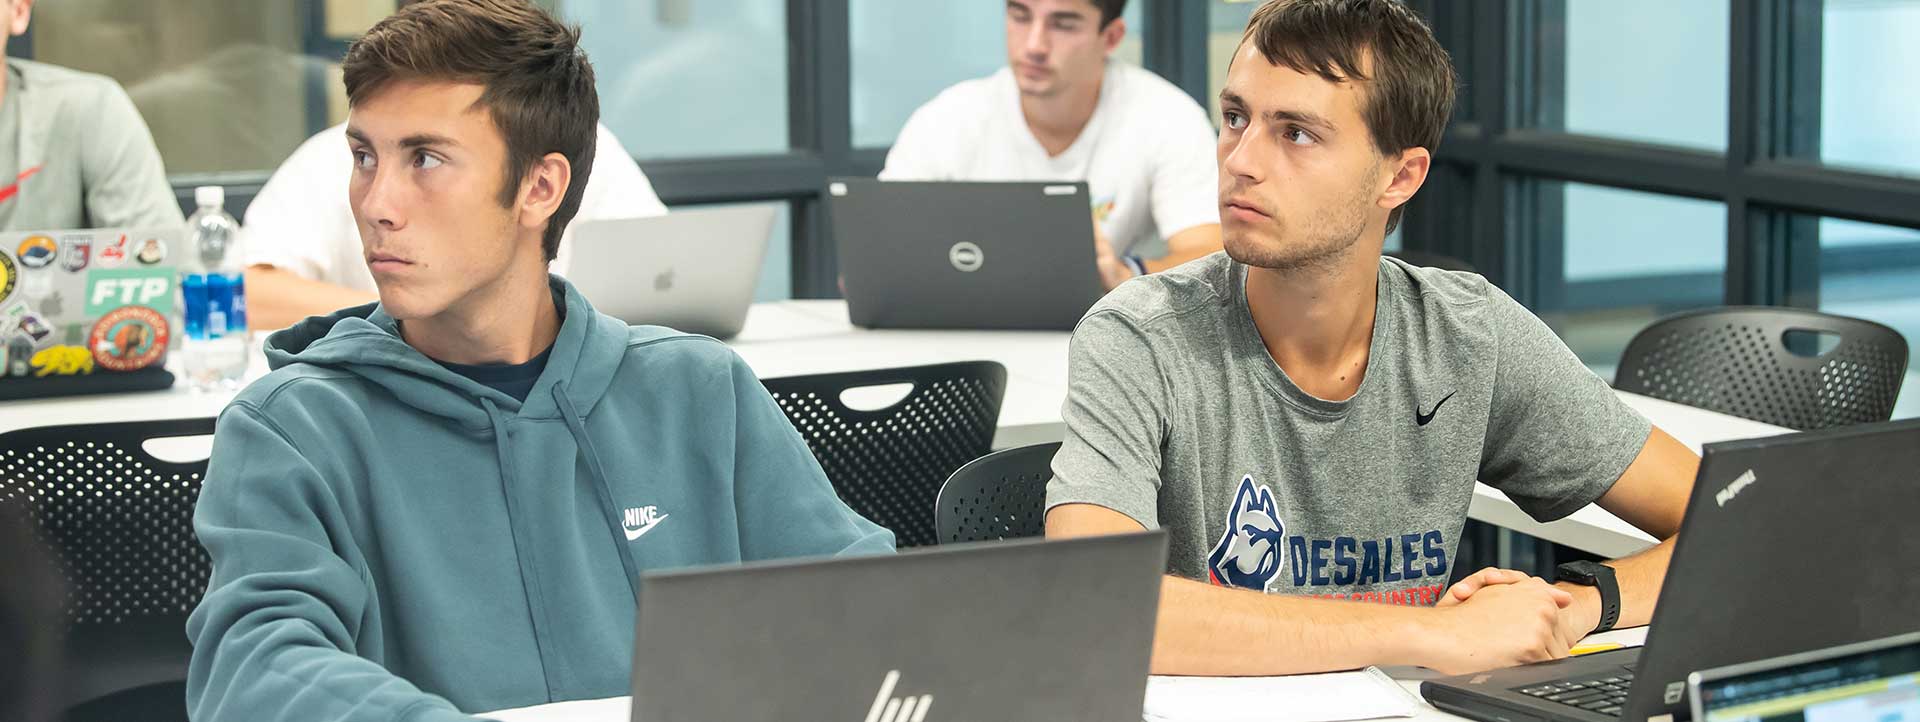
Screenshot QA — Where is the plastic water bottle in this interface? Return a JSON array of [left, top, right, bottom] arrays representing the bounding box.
[[181, 186, 248, 390]]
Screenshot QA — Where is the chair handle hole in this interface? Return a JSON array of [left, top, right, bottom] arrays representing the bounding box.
[[142, 436, 214, 465], [839, 383, 916, 412], [1781, 329, 1843, 359]]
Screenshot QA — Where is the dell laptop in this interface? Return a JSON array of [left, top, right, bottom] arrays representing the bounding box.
[[565, 206, 774, 339], [630, 531, 1168, 722], [1689, 631, 1920, 722], [827, 178, 1108, 331], [1423, 417, 1920, 721]]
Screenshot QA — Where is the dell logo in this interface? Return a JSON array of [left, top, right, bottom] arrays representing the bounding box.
[[1715, 469, 1756, 507], [863, 670, 932, 722], [948, 242, 984, 272]]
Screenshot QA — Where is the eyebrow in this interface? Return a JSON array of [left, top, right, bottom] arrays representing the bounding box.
[[342, 127, 460, 150], [1219, 90, 1337, 132], [1006, 0, 1089, 22]]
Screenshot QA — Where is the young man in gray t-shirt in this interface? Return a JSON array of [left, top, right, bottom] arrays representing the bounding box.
[[1047, 0, 1698, 677]]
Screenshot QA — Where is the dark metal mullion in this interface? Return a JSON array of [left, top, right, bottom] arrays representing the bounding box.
[[1144, 0, 1210, 106], [785, 0, 852, 299], [1471, 0, 1510, 296]]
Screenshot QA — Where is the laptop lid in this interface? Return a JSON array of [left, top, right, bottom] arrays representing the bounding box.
[[630, 531, 1168, 722], [1688, 631, 1920, 722], [1, 228, 181, 380], [565, 206, 774, 339], [1623, 418, 1920, 721], [827, 178, 1107, 331]]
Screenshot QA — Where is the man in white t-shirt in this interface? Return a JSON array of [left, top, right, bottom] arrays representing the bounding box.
[[879, 0, 1221, 290], [241, 122, 666, 331]]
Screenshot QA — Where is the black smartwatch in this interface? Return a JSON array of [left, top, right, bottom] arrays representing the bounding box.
[[1554, 560, 1620, 635]]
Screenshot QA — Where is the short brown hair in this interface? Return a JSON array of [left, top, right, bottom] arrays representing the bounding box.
[[1238, 0, 1455, 233], [1091, 0, 1128, 27], [343, 0, 598, 261]]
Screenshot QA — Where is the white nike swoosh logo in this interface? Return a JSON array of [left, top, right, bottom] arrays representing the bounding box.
[[623, 513, 668, 541]]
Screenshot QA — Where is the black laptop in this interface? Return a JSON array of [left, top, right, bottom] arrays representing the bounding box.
[[1422, 417, 1920, 722], [827, 178, 1108, 331], [629, 531, 1168, 722]]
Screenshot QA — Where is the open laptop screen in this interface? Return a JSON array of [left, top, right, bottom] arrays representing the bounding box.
[[1694, 633, 1920, 722]]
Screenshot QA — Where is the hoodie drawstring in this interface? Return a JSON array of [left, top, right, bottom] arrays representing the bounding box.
[[553, 382, 645, 606]]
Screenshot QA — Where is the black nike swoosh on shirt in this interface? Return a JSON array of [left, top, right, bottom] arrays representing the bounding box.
[[1416, 391, 1457, 426]]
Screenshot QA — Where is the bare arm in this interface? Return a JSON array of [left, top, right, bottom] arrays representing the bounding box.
[[1048, 503, 1576, 676], [244, 266, 376, 332], [1445, 426, 1697, 641], [1558, 426, 1695, 632], [1142, 223, 1223, 274]]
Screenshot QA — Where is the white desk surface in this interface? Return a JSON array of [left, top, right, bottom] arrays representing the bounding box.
[[0, 300, 1788, 557], [479, 628, 1654, 722]]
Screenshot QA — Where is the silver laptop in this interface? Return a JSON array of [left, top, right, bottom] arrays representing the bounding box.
[[630, 531, 1169, 722], [565, 206, 774, 338], [1689, 631, 1920, 722], [827, 178, 1108, 331]]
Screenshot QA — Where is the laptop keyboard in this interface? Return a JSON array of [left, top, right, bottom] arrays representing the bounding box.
[[1515, 668, 1635, 717]]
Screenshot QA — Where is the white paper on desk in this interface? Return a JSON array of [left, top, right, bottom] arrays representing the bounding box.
[[1142, 667, 1418, 722]]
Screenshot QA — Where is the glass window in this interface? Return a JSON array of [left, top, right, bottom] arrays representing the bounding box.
[[31, 0, 388, 176], [1207, 0, 1260, 129], [668, 201, 792, 303], [851, 0, 1145, 149], [1510, 0, 1728, 152], [1816, 0, 1920, 178], [562, 0, 788, 160], [1522, 181, 1727, 374], [1802, 216, 1920, 419]]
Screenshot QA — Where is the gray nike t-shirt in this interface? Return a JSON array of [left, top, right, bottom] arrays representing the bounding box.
[[1046, 252, 1651, 605]]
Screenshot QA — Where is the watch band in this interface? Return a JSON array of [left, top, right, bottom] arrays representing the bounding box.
[[1121, 254, 1147, 277], [1556, 561, 1621, 634]]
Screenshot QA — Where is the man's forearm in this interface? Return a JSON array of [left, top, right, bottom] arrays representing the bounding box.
[[245, 266, 377, 332], [1557, 536, 1676, 634], [1144, 224, 1224, 273], [1152, 575, 1430, 676]]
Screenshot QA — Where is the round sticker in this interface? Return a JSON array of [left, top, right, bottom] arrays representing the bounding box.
[[15, 235, 56, 269], [135, 237, 168, 265], [0, 251, 15, 302], [89, 306, 169, 372]]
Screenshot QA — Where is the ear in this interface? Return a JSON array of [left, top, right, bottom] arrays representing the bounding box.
[[1231, 476, 1258, 512], [1255, 485, 1277, 514], [1101, 16, 1126, 55], [1378, 146, 1432, 215], [515, 151, 573, 238], [8, 0, 32, 37]]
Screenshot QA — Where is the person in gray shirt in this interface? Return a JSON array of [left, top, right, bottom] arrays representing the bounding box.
[[1047, 0, 1698, 677], [0, 0, 183, 230]]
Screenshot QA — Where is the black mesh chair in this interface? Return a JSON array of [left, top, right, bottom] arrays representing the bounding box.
[[762, 361, 1006, 548], [1615, 307, 1909, 430], [935, 442, 1060, 544], [0, 418, 216, 722]]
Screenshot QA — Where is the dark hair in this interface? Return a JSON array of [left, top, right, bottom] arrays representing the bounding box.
[[1238, 0, 1455, 233], [1092, 0, 1128, 28], [343, 0, 598, 262]]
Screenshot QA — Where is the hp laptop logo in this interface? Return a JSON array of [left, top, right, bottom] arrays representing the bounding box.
[[863, 670, 932, 722], [948, 242, 984, 272]]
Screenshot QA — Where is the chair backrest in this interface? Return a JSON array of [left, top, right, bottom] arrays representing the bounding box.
[[935, 442, 1060, 545], [1615, 307, 1910, 430], [762, 361, 1007, 548], [0, 417, 215, 718]]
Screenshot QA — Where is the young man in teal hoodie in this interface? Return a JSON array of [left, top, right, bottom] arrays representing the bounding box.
[[184, 2, 894, 720]]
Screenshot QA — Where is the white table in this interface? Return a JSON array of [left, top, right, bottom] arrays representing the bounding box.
[[476, 628, 1656, 722], [0, 300, 1788, 557]]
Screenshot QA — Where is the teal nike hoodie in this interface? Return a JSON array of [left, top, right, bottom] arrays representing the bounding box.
[[185, 277, 894, 721]]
